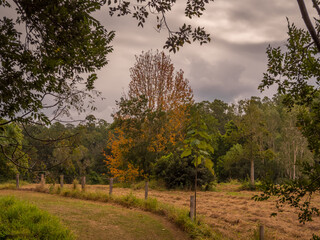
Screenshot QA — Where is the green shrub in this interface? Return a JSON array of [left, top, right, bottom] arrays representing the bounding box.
[[0, 196, 74, 240], [49, 184, 55, 193], [0, 180, 30, 190], [154, 153, 214, 190], [0, 183, 16, 190], [240, 179, 262, 191], [201, 181, 217, 191], [87, 171, 104, 185], [72, 179, 79, 190]]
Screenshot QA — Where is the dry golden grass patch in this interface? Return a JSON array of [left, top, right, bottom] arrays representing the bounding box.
[[21, 183, 320, 240]]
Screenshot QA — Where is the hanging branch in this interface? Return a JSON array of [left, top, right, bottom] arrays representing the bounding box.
[[311, 0, 320, 16], [297, 0, 320, 52]]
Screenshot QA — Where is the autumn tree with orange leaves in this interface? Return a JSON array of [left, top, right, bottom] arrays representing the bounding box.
[[105, 50, 194, 180], [129, 50, 193, 112], [128, 50, 194, 153], [104, 128, 141, 182]]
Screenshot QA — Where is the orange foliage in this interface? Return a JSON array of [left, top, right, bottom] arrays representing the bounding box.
[[147, 104, 190, 153], [128, 50, 194, 153], [104, 128, 141, 182], [107, 51, 194, 177], [129, 50, 193, 112]]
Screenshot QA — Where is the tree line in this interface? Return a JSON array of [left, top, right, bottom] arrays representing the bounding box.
[[0, 51, 313, 191]]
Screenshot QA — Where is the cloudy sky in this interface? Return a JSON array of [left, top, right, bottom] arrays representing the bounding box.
[[3, 1, 311, 123], [88, 0, 311, 122]]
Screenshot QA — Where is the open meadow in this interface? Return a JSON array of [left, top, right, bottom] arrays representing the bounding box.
[[17, 182, 320, 240]]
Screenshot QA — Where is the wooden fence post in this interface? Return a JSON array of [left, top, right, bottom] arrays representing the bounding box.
[[16, 173, 19, 189], [259, 225, 265, 240], [60, 175, 64, 188], [109, 178, 113, 195], [81, 176, 86, 191], [40, 174, 45, 186], [190, 195, 195, 221], [145, 181, 149, 200]]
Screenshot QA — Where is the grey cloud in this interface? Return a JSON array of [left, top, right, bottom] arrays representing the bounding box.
[[188, 57, 256, 102]]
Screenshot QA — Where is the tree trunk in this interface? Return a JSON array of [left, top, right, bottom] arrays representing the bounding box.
[[293, 144, 298, 180], [250, 140, 254, 186], [250, 158, 255, 185], [194, 166, 197, 221]]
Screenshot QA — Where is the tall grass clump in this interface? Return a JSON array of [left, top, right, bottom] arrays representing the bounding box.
[[72, 179, 79, 190], [0, 183, 16, 190], [0, 196, 74, 240], [240, 179, 263, 191], [0, 180, 30, 190]]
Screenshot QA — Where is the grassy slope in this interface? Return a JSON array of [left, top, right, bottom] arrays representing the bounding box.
[[0, 190, 189, 240]]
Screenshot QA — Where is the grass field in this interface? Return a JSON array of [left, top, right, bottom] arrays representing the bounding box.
[[14, 182, 320, 239], [0, 190, 189, 240]]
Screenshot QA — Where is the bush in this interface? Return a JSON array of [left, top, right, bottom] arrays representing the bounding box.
[[201, 181, 217, 191], [0, 183, 16, 190], [87, 171, 104, 185], [240, 179, 262, 191], [72, 179, 79, 190], [154, 153, 214, 189], [0, 196, 74, 240]]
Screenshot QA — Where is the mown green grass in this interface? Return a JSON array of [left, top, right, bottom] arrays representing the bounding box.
[[42, 185, 222, 240], [0, 182, 224, 239], [0, 190, 187, 240], [0, 195, 74, 240]]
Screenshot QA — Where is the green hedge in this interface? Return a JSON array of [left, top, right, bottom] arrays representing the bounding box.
[[0, 196, 74, 240]]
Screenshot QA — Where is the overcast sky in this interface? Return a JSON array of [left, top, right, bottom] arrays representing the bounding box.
[[2, 1, 311, 123], [87, 0, 310, 122]]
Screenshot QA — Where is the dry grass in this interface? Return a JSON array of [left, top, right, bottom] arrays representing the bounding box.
[[21, 183, 320, 240]]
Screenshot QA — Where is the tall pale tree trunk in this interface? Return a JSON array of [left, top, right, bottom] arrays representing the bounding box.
[[293, 144, 298, 180], [250, 140, 255, 186], [250, 158, 255, 185]]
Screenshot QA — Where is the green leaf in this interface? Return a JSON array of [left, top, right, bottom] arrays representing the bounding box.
[[187, 129, 196, 135], [181, 149, 192, 158], [204, 158, 214, 175], [198, 141, 207, 150], [198, 131, 210, 140], [191, 139, 200, 146], [193, 155, 202, 167], [199, 149, 210, 157], [207, 145, 214, 154]]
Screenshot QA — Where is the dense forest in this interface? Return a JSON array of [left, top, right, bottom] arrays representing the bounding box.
[[1, 51, 313, 190]]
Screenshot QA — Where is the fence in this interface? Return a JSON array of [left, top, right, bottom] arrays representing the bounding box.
[[14, 174, 266, 240]]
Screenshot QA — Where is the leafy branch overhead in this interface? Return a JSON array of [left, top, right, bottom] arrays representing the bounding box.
[[107, 0, 213, 53], [256, 0, 320, 232], [0, 0, 114, 125]]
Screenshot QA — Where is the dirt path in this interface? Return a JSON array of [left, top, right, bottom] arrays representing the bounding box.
[[0, 190, 189, 240]]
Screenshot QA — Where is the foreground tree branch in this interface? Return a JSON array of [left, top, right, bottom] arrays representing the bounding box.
[[297, 0, 320, 51]]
